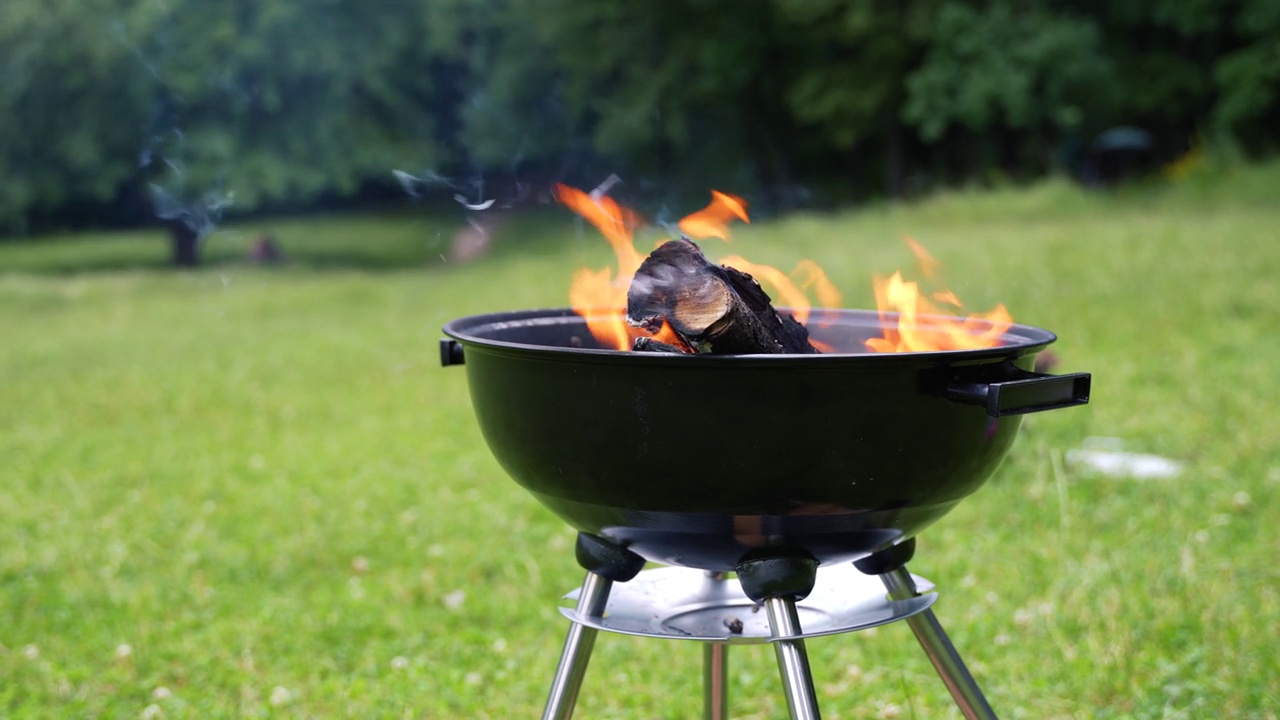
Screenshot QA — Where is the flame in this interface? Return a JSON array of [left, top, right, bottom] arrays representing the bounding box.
[[559, 188, 1012, 355], [904, 236, 939, 280], [865, 238, 1012, 352], [794, 260, 843, 327], [678, 190, 749, 241], [652, 321, 693, 352], [559, 185, 761, 350], [932, 290, 962, 307], [719, 256, 842, 327], [555, 184, 646, 350], [720, 256, 810, 320]]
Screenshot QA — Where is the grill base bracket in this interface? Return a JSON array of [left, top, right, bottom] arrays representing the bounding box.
[[559, 564, 936, 643]]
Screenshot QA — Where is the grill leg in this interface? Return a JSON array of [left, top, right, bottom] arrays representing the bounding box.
[[764, 595, 822, 720], [542, 571, 613, 720], [737, 554, 823, 720], [881, 567, 998, 720], [703, 642, 729, 720]]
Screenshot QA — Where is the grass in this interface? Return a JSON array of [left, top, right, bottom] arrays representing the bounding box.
[[2, 163, 1278, 718]]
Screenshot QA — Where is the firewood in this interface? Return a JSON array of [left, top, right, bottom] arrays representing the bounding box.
[[626, 238, 818, 354], [632, 337, 693, 354]]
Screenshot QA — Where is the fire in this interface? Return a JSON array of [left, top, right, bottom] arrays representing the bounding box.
[[557, 186, 1011, 354], [559, 185, 842, 351], [677, 190, 749, 241], [864, 238, 1012, 352], [555, 184, 646, 350], [718, 256, 841, 327], [651, 321, 693, 351]]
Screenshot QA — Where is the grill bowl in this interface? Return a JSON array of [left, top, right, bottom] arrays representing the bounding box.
[[443, 307, 1085, 570]]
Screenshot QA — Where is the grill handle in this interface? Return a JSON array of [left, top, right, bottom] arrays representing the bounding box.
[[945, 367, 1090, 418], [440, 339, 465, 366]]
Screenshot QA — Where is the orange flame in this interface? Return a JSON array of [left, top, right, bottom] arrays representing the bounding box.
[[865, 238, 1012, 352], [794, 260, 843, 327], [932, 290, 962, 307], [560, 185, 761, 350], [559, 189, 1011, 354], [678, 190, 749, 241], [904, 236, 939, 280], [651, 321, 693, 352], [555, 184, 646, 350], [719, 256, 842, 327]]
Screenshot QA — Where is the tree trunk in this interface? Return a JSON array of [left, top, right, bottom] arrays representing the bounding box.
[[168, 222, 199, 267]]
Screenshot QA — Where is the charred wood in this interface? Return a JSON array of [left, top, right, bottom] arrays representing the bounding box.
[[626, 238, 818, 354], [632, 337, 693, 354]]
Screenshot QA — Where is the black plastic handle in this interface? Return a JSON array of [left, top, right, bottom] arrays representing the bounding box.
[[440, 339, 465, 367], [946, 367, 1090, 418]]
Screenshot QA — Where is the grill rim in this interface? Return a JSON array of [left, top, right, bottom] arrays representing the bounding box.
[[443, 306, 1058, 365]]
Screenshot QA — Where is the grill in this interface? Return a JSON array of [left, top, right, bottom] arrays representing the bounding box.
[[442, 307, 1091, 719]]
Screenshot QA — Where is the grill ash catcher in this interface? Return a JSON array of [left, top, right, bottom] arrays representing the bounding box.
[[441, 307, 1090, 719]]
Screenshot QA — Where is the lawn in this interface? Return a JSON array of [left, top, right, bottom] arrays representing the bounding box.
[[2, 164, 1278, 719]]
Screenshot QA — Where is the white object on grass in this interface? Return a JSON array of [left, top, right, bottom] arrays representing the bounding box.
[[1066, 437, 1184, 480]]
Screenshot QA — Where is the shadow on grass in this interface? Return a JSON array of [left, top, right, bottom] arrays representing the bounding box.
[[0, 208, 582, 276]]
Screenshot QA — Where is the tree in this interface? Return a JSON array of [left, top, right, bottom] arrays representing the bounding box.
[[0, 0, 154, 234], [903, 2, 1112, 178], [2, 0, 453, 264], [773, 1, 934, 197], [464, 0, 808, 206], [2, 0, 1278, 244], [1213, 0, 1280, 149], [131, 0, 441, 209]]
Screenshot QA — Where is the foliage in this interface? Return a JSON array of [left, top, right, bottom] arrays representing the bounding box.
[[1213, 0, 1280, 141], [1, 0, 447, 234], [0, 0, 153, 233], [125, 0, 443, 206], [1, 0, 1279, 235], [779, 3, 922, 147], [904, 3, 1110, 141]]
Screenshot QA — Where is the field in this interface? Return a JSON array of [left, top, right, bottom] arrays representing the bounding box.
[[2, 164, 1278, 718]]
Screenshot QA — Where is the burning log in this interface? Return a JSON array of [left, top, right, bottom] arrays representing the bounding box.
[[632, 337, 694, 354], [627, 239, 819, 354]]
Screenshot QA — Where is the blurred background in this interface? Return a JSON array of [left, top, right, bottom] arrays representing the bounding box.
[[3, 2, 1279, 718], [2, 0, 1277, 244]]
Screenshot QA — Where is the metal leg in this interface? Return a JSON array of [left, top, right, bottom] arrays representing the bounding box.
[[703, 643, 730, 720], [542, 572, 613, 720], [882, 567, 998, 720], [702, 570, 731, 720], [764, 596, 822, 720]]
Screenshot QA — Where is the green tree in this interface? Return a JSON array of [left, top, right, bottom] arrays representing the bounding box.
[[774, 1, 934, 196], [133, 0, 447, 264], [1086, 0, 1230, 145], [903, 2, 1111, 176], [133, 0, 441, 211], [465, 0, 806, 203], [3, 0, 1278, 246], [2, 0, 450, 264], [1214, 0, 1280, 147], [0, 0, 153, 234]]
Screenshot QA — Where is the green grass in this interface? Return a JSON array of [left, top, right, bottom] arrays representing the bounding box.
[[2, 163, 1278, 718]]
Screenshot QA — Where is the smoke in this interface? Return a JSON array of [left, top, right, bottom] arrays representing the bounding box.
[[453, 195, 495, 211], [588, 173, 622, 201], [113, 15, 236, 245], [140, 129, 233, 242], [391, 163, 551, 216], [392, 169, 460, 198], [147, 182, 233, 242]]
